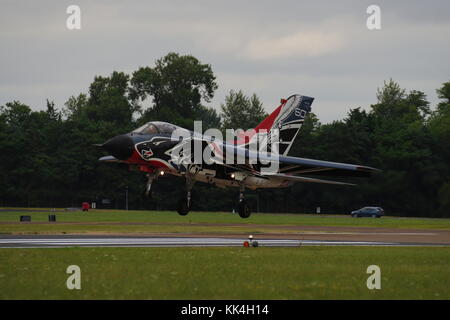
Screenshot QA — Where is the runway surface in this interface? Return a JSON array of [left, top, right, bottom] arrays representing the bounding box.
[[0, 235, 447, 248]]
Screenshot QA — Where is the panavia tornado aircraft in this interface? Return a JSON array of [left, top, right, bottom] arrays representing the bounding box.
[[99, 94, 378, 218]]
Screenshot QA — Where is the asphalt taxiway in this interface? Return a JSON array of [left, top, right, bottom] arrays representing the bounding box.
[[0, 235, 447, 248]]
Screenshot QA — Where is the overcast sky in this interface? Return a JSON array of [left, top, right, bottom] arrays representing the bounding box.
[[1, 0, 449, 123]]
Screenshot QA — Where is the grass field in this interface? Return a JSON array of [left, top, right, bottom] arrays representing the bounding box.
[[1, 209, 449, 235], [1, 208, 449, 300], [0, 246, 449, 299]]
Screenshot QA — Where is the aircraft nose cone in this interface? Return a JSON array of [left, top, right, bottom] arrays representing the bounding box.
[[102, 134, 134, 160]]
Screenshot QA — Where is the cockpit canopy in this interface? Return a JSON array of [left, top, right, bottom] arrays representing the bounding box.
[[131, 121, 180, 135]]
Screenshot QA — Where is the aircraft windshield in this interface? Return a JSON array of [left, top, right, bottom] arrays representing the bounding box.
[[132, 122, 178, 135], [132, 123, 159, 135]]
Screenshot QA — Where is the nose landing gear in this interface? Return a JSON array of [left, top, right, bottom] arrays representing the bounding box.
[[144, 172, 157, 198]]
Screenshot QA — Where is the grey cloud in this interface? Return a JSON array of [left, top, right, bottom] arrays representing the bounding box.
[[1, 0, 449, 123]]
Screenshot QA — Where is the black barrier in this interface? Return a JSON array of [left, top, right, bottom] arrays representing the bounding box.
[[20, 215, 31, 222], [48, 215, 56, 222]]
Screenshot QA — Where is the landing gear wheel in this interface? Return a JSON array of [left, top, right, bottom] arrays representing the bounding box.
[[177, 198, 190, 216], [238, 200, 251, 218], [143, 188, 152, 199], [177, 173, 195, 216]]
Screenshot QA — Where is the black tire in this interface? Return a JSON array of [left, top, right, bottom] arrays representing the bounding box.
[[177, 199, 190, 216], [238, 200, 251, 218]]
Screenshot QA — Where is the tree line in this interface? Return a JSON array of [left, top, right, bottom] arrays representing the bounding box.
[[0, 52, 449, 217]]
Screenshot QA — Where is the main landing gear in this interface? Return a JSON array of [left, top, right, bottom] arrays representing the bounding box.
[[177, 173, 195, 216], [237, 184, 251, 219]]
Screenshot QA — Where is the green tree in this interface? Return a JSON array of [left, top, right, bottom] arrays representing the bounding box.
[[220, 90, 267, 130], [428, 81, 450, 217], [289, 112, 320, 158], [195, 105, 221, 130], [0, 102, 33, 204], [369, 80, 436, 216], [130, 52, 218, 129]]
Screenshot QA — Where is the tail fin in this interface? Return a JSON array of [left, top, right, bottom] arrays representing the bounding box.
[[236, 94, 314, 156]]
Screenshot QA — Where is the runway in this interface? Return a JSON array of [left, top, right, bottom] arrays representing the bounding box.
[[0, 234, 446, 248]]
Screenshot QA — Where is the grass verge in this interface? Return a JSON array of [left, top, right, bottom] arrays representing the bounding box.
[[0, 246, 449, 299], [0, 209, 449, 235]]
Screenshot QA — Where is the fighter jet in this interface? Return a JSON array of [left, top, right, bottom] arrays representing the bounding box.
[[99, 94, 378, 218]]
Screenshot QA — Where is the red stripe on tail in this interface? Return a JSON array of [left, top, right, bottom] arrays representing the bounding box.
[[234, 99, 286, 145]]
